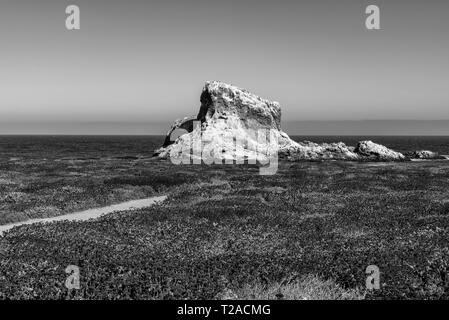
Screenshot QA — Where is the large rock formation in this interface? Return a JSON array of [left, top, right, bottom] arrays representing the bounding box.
[[155, 81, 407, 162], [155, 81, 298, 163]]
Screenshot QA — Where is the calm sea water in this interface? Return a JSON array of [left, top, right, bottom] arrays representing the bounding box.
[[0, 135, 448, 161], [0, 136, 164, 161]]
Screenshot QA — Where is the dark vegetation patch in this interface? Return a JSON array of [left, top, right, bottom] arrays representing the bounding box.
[[2, 157, 449, 299], [0, 158, 204, 224], [104, 174, 192, 189]]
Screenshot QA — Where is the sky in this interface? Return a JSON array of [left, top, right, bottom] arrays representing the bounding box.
[[0, 0, 448, 134]]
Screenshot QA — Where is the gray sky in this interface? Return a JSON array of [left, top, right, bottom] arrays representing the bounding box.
[[0, 0, 448, 134]]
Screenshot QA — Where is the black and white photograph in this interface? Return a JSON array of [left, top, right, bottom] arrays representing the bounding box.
[[0, 0, 449, 310]]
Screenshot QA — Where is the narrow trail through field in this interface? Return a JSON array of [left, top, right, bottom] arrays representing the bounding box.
[[0, 195, 167, 236]]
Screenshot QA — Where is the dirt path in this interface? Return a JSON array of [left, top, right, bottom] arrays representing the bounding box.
[[0, 195, 167, 236]]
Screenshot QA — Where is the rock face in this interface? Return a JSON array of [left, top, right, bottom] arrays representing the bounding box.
[[354, 140, 405, 161], [197, 81, 282, 131], [283, 141, 359, 161], [155, 81, 407, 162], [406, 150, 443, 160]]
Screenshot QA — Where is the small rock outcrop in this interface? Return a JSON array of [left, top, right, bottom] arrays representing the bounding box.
[[283, 141, 359, 161], [155, 81, 409, 162], [406, 150, 443, 160], [354, 140, 405, 161]]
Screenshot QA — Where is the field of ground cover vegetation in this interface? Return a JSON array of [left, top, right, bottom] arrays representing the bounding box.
[[1, 153, 449, 299], [0, 136, 172, 224]]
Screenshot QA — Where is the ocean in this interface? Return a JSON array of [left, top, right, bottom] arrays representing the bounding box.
[[0, 135, 449, 161]]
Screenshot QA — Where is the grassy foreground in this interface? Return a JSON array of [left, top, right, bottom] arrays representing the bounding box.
[[1, 160, 449, 299]]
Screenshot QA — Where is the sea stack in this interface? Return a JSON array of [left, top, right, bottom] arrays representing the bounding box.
[[155, 81, 406, 162], [155, 81, 299, 162]]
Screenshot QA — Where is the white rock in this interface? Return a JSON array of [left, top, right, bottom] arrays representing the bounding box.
[[156, 81, 298, 162], [407, 150, 441, 159], [155, 82, 407, 162], [354, 141, 405, 160]]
